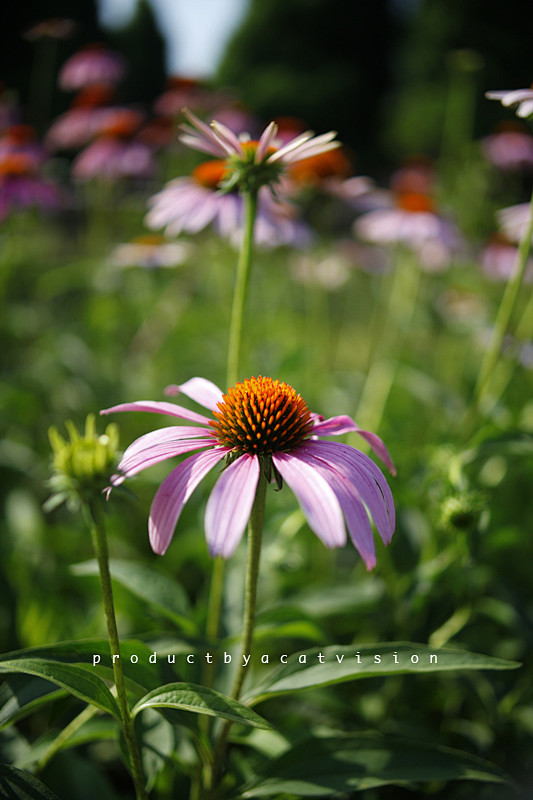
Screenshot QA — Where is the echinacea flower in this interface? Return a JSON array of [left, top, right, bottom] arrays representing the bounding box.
[[145, 159, 312, 248], [179, 108, 339, 194], [72, 109, 155, 180], [496, 202, 533, 245], [481, 233, 533, 282], [354, 190, 461, 272], [486, 87, 533, 119], [58, 44, 126, 92], [101, 376, 395, 569], [481, 123, 533, 171], [110, 235, 191, 269]]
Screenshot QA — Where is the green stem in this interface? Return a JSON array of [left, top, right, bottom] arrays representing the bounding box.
[[88, 501, 148, 800], [208, 473, 267, 793], [226, 190, 258, 387], [474, 187, 533, 412], [36, 703, 97, 773], [202, 190, 259, 695]]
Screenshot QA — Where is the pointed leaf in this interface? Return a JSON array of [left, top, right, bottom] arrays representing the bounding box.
[[0, 660, 120, 720], [0, 764, 63, 800], [240, 733, 513, 797], [245, 643, 520, 704], [0, 676, 66, 730], [132, 682, 273, 729]]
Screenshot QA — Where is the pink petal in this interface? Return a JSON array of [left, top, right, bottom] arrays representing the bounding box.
[[255, 121, 278, 162], [306, 441, 395, 545], [209, 121, 245, 158], [295, 448, 377, 570], [205, 454, 260, 557], [179, 108, 228, 157], [100, 400, 210, 426], [112, 426, 216, 484], [312, 415, 396, 474], [164, 377, 224, 410], [148, 447, 228, 555], [272, 451, 346, 548]]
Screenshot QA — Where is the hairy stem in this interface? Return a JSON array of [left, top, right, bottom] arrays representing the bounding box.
[[88, 500, 148, 800]]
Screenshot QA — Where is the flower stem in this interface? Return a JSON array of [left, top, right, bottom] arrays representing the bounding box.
[[226, 189, 258, 387], [203, 190, 259, 692], [474, 187, 533, 412], [208, 472, 267, 793], [87, 500, 148, 800]]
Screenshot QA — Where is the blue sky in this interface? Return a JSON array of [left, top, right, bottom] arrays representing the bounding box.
[[96, 0, 249, 77]]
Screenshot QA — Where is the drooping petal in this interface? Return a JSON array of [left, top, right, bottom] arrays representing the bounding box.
[[164, 377, 224, 410], [179, 108, 228, 158], [295, 449, 377, 569], [148, 447, 228, 555], [312, 415, 396, 475], [255, 121, 278, 162], [112, 426, 216, 484], [271, 131, 339, 165], [209, 121, 245, 158], [205, 454, 260, 557], [272, 451, 346, 548], [100, 400, 210, 426], [305, 440, 395, 545]]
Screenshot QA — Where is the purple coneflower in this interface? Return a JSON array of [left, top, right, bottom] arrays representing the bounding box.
[[179, 108, 339, 194], [145, 159, 311, 248], [486, 87, 533, 119], [72, 109, 154, 180], [481, 233, 533, 282], [58, 44, 126, 92], [497, 202, 533, 245], [354, 191, 461, 272], [481, 123, 533, 171], [101, 376, 395, 569]]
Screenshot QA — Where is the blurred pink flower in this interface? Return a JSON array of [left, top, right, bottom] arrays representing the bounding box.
[[101, 376, 395, 568], [46, 85, 117, 151], [59, 44, 126, 91], [481, 123, 533, 171], [145, 158, 312, 248], [486, 87, 533, 119], [71, 109, 155, 180], [110, 235, 191, 269], [480, 234, 533, 282], [497, 202, 533, 244], [354, 191, 461, 271]]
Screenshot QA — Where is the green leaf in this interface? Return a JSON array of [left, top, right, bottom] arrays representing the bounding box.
[[132, 683, 273, 729], [240, 732, 513, 797], [0, 764, 63, 800], [0, 676, 66, 730], [71, 559, 196, 634], [0, 639, 180, 696], [245, 643, 520, 704], [0, 660, 120, 720]]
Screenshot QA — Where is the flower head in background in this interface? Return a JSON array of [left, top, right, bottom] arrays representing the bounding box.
[[486, 86, 533, 119], [101, 376, 395, 569], [110, 235, 192, 269], [481, 122, 533, 171], [481, 232, 533, 282], [0, 128, 62, 219], [145, 159, 312, 248], [58, 44, 126, 92], [46, 85, 117, 151], [72, 108, 155, 180], [496, 202, 533, 245], [179, 108, 339, 194], [354, 182, 462, 272]]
